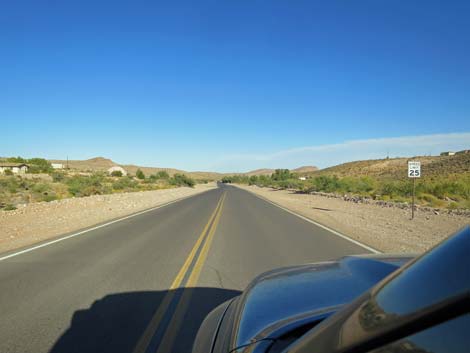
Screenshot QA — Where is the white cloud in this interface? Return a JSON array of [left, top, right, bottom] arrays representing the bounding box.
[[211, 132, 470, 172]]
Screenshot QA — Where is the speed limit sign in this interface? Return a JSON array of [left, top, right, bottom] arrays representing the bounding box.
[[408, 161, 421, 178]]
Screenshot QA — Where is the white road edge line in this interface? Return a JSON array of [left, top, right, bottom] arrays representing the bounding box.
[[236, 186, 382, 254], [0, 188, 216, 262]]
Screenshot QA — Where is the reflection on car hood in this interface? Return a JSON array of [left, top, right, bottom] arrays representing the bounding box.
[[231, 254, 414, 349]]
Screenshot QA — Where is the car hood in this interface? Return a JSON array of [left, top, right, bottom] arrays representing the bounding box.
[[229, 254, 414, 350]]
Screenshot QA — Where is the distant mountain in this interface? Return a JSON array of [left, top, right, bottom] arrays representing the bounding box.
[[49, 157, 116, 171], [291, 166, 318, 174], [244, 168, 275, 176], [48, 157, 223, 180], [47, 157, 324, 180], [243, 166, 318, 176]]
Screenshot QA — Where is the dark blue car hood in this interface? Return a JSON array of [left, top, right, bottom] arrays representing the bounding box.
[[230, 254, 413, 349]]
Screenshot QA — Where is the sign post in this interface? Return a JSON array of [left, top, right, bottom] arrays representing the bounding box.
[[408, 161, 421, 219]]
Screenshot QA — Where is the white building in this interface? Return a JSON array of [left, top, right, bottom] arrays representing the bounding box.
[[299, 176, 307, 181], [51, 163, 64, 169], [0, 163, 29, 174], [108, 166, 128, 176]]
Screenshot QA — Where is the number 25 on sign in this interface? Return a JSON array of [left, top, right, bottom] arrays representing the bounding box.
[[408, 161, 421, 219], [408, 161, 421, 178]]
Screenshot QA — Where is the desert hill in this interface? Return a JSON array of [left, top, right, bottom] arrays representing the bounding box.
[[309, 153, 470, 179], [49, 157, 223, 180]]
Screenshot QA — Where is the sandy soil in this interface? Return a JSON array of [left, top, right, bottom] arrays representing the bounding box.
[[0, 183, 216, 254], [235, 184, 469, 254]]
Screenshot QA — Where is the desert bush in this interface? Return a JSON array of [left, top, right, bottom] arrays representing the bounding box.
[[136, 169, 145, 180], [110, 170, 123, 177], [4, 169, 13, 176], [418, 193, 446, 208], [271, 169, 292, 181], [156, 171, 170, 179], [7, 156, 27, 163], [249, 176, 258, 185], [66, 174, 107, 196], [32, 183, 50, 194], [169, 174, 195, 187], [28, 158, 53, 173], [52, 172, 65, 182], [3, 204, 17, 211], [112, 176, 138, 191], [0, 177, 19, 193]]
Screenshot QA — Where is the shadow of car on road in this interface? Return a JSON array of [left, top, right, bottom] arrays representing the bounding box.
[[49, 287, 241, 353]]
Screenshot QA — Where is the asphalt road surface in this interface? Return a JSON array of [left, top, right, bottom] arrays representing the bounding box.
[[0, 184, 369, 353]]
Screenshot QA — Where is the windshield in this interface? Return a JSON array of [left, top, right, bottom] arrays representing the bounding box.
[[1, 1, 469, 353]]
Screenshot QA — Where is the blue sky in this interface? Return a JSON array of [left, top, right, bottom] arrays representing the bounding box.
[[1, 0, 469, 172]]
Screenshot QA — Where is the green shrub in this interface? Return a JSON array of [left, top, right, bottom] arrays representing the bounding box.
[[3, 204, 16, 211], [27, 158, 53, 173], [41, 194, 59, 202], [32, 183, 50, 193], [66, 174, 107, 196], [7, 156, 27, 163], [112, 177, 138, 190], [136, 169, 145, 180], [249, 175, 258, 185], [4, 169, 13, 176], [0, 177, 19, 193], [156, 171, 170, 179], [271, 169, 292, 181], [52, 172, 65, 182], [169, 174, 195, 187], [110, 170, 123, 177], [419, 193, 446, 208]]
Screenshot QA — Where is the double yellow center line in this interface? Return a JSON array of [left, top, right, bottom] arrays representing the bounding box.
[[133, 192, 227, 353]]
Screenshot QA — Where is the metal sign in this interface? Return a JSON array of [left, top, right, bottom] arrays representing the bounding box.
[[408, 161, 421, 178]]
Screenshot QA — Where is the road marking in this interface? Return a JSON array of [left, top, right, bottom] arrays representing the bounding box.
[[235, 186, 381, 254], [132, 192, 226, 353], [156, 192, 226, 353], [0, 188, 216, 262]]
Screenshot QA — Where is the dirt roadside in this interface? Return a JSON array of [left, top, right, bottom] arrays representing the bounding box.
[[234, 184, 469, 253], [0, 183, 216, 254]]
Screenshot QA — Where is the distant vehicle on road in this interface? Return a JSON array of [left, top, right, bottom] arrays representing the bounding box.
[[193, 226, 470, 353]]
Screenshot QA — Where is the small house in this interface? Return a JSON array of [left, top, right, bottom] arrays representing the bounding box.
[[51, 163, 64, 169], [440, 151, 455, 156], [0, 163, 29, 174]]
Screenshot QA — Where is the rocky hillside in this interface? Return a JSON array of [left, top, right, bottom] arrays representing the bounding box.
[[310, 153, 470, 180]]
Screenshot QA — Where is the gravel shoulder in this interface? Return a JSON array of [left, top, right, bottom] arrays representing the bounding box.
[[234, 184, 469, 253], [0, 183, 216, 254]]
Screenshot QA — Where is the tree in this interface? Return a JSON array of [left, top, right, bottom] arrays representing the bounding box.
[[272, 169, 291, 181], [27, 158, 53, 173], [249, 175, 258, 185], [7, 156, 27, 163], [111, 170, 123, 177], [136, 169, 145, 180]]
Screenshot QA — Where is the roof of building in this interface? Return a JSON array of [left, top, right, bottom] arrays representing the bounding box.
[[0, 162, 29, 167]]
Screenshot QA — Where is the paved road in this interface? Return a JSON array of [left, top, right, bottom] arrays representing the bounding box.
[[0, 184, 368, 353]]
